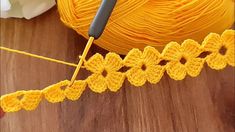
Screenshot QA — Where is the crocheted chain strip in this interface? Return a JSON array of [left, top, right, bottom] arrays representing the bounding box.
[[0, 30, 234, 113]]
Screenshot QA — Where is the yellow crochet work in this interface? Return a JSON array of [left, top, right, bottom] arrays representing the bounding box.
[[0, 30, 234, 113]]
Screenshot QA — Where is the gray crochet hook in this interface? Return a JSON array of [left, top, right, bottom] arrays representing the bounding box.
[[89, 0, 117, 39], [69, 0, 117, 86]]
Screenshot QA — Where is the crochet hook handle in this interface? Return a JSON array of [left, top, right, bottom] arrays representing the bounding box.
[[89, 0, 117, 39]]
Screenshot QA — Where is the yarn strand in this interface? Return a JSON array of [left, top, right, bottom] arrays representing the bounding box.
[[0, 46, 77, 67]]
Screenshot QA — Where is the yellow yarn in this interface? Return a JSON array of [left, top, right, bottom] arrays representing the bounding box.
[[1, 30, 234, 113], [0, 47, 77, 67], [57, 0, 234, 54]]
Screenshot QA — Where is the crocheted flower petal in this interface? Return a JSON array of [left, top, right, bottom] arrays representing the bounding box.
[[225, 46, 235, 67], [166, 62, 186, 80], [143, 46, 161, 65], [123, 48, 142, 67], [65, 80, 87, 101], [43, 80, 69, 103], [0, 91, 24, 112], [146, 65, 165, 84], [221, 30, 235, 66], [206, 53, 227, 70], [85, 53, 104, 73], [186, 58, 204, 77], [202, 33, 222, 53], [162, 42, 181, 61], [104, 53, 123, 71], [221, 30, 235, 46], [126, 67, 146, 86], [87, 74, 107, 93], [182, 39, 202, 58], [21, 90, 42, 111], [106, 72, 125, 92]]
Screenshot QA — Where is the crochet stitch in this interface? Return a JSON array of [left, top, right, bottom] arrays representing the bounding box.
[[0, 29, 234, 113]]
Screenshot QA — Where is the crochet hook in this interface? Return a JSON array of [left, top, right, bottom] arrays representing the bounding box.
[[69, 0, 117, 86]]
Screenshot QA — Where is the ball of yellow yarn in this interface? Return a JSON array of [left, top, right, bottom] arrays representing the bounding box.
[[57, 0, 234, 55]]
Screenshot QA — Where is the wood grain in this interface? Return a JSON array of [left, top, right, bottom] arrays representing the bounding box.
[[0, 7, 234, 132]]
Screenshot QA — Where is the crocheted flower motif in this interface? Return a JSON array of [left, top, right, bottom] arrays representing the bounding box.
[[43, 80, 70, 103], [0, 90, 42, 112], [202, 30, 235, 69], [85, 53, 125, 93], [162, 40, 204, 80], [123, 46, 165, 86]]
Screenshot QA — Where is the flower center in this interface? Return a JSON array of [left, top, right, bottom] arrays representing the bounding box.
[[141, 64, 147, 71], [17, 95, 24, 100], [219, 46, 227, 55], [102, 70, 108, 77], [61, 85, 67, 90], [180, 57, 187, 65]]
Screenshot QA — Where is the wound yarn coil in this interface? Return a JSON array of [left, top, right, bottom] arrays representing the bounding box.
[[57, 0, 234, 54]]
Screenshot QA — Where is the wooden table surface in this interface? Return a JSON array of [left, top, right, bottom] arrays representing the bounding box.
[[0, 7, 234, 132]]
